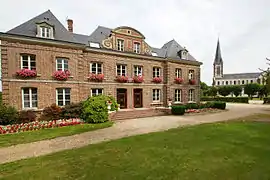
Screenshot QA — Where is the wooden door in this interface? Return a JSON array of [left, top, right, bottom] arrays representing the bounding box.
[[117, 89, 127, 109], [133, 89, 143, 108]]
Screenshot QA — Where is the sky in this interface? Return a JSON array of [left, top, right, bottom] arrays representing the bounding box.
[[1, 0, 270, 86]]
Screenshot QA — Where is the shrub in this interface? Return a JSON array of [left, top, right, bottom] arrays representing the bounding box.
[[39, 104, 62, 121], [201, 97, 249, 103], [105, 96, 118, 111], [0, 92, 2, 105], [18, 110, 37, 123], [171, 105, 186, 115], [263, 97, 270, 104], [185, 103, 199, 109], [0, 105, 19, 125], [61, 102, 83, 119], [81, 95, 109, 123], [244, 83, 260, 98], [212, 101, 226, 110], [218, 86, 231, 96]]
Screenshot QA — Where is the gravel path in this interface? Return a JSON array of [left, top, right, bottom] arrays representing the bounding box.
[[0, 103, 268, 165]]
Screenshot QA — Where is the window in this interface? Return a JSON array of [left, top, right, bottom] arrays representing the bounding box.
[[175, 68, 182, 78], [90, 63, 102, 74], [242, 80, 245, 84], [91, 89, 103, 96], [182, 51, 188, 59], [134, 65, 142, 76], [152, 89, 160, 102], [21, 54, 36, 70], [188, 70, 194, 79], [222, 81, 224, 85], [234, 81, 236, 85], [217, 81, 220, 85], [188, 89, 195, 102], [117, 39, 124, 51], [250, 80, 253, 83], [22, 88, 37, 109], [89, 42, 100, 48], [175, 89, 182, 102], [56, 88, 71, 106], [246, 80, 249, 84], [40, 27, 51, 38], [56, 58, 68, 71], [153, 67, 161, 78], [216, 66, 221, 76], [133, 42, 140, 53], [226, 81, 228, 85], [117, 64, 127, 76]]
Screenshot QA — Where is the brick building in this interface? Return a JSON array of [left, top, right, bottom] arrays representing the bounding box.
[[0, 10, 202, 111]]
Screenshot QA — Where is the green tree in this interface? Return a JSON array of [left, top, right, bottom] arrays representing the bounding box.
[[258, 85, 269, 99], [200, 81, 209, 96], [208, 86, 218, 97], [244, 83, 260, 98], [231, 85, 242, 97], [218, 86, 231, 97]]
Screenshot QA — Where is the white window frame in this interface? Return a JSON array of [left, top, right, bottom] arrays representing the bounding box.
[[133, 42, 140, 53], [56, 88, 71, 106], [152, 89, 161, 102], [188, 70, 194, 80], [21, 54, 36, 70], [116, 64, 127, 76], [22, 88, 38, 109], [91, 89, 103, 96], [153, 67, 161, 78], [56, 58, 68, 71], [188, 89, 195, 102], [175, 89, 182, 102], [117, 39, 124, 51], [175, 68, 182, 78], [134, 65, 143, 76], [90, 62, 103, 74], [40, 26, 51, 38], [182, 51, 188, 59]]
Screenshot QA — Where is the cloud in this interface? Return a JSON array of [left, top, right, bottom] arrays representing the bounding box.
[[1, 0, 270, 85]]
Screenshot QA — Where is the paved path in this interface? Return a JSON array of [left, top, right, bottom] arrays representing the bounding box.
[[0, 103, 269, 165]]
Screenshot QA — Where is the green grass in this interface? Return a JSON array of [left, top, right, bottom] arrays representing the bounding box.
[[0, 121, 113, 148], [1, 115, 270, 180]]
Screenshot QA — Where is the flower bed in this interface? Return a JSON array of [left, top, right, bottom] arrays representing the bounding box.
[[16, 69, 37, 78], [185, 108, 218, 113], [53, 70, 71, 81], [88, 73, 104, 82], [0, 119, 83, 134]]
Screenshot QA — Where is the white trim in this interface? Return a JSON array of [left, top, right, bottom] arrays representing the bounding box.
[[20, 55, 35, 70], [174, 89, 182, 102], [56, 88, 71, 106], [22, 88, 38, 109], [153, 67, 161, 78], [116, 64, 127, 76], [133, 42, 140, 53], [134, 65, 142, 76], [152, 89, 161, 102], [56, 58, 68, 71], [188, 89, 195, 102], [90, 62, 103, 74], [91, 88, 103, 96], [117, 39, 124, 51], [175, 68, 182, 78]]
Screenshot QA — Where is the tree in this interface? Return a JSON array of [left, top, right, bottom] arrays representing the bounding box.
[[218, 86, 231, 97], [208, 86, 218, 97], [258, 85, 269, 99], [259, 58, 270, 94], [231, 85, 242, 97], [200, 81, 209, 96], [244, 83, 260, 98]]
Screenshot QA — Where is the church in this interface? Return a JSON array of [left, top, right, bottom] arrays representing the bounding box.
[[212, 39, 264, 88]]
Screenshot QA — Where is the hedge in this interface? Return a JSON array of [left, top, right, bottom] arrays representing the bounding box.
[[201, 97, 249, 103], [263, 97, 270, 104], [171, 105, 186, 115]]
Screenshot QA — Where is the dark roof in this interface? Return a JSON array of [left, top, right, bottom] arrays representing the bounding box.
[[5, 10, 198, 62], [214, 39, 223, 64], [216, 72, 261, 80]]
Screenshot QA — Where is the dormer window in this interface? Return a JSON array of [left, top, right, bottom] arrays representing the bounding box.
[[36, 22, 54, 39], [117, 39, 124, 51], [182, 51, 188, 59], [178, 48, 188, 60], [40, 27, 50, 38], [134, 42, 140, 54]]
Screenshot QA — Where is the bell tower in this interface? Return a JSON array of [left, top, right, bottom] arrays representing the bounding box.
[[213, 39, 223, 84]]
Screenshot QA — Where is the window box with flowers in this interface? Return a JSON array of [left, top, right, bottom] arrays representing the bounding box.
[[115, 75, 128, 83], [52, 70, 71, 81], [189, 79, 196, 85], [152, 77, 162, 83], [16, 69, 37, 78], [133, 76, 144, 83], [88, 73, 104, 82], [175, 77, 184, 84]]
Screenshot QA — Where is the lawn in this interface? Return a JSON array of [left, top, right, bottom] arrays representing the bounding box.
[[1, 114, 270, 180], [0, 121, 113, 148]]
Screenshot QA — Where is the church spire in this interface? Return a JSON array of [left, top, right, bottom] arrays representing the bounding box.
[[214, 38, 223, 64]]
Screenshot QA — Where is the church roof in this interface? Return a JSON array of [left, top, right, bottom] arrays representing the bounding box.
[[215, 72, 261, 80], [214, 39, 223, 64]]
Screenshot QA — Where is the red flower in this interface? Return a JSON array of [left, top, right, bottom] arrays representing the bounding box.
[[115, 76, 128, 83], [175, 77, 184, 84], [152, 77, 162, 83], [133, 76, 144, 83], [16, 69, 37, 78], [52, 70, 71, 81], [189, 79, 196, 85], [88, 73, 104, 82]]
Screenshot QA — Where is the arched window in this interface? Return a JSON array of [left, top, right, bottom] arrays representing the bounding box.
[[217, 81, 220, 85], [216, 66, 221, 76]]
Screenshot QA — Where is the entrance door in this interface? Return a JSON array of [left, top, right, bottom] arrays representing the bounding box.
[[117, 89, 127, 109], [133, 89, 143, 108]]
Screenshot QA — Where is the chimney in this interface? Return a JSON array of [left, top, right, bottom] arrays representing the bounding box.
[[67, 19, 73, 32]]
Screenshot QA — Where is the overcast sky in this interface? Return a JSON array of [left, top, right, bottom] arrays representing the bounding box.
[[1, 0, 269, 85]]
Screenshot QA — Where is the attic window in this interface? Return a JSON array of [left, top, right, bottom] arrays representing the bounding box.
[[127, 30, 131, 34], [151, 52, 158, 56], [36, 23, 54, 39], [40, 27, 51, 38], [89, 42, 100, 48]]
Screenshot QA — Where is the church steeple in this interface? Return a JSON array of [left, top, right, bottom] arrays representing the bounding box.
[[213, 38, 223, 80]]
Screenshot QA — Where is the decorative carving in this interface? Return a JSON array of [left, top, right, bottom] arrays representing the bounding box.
[[102, 36, 113, 49], [143, 42, 152, 55]]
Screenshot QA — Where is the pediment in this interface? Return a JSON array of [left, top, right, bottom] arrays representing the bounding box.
[[112, 26, 145, 39]]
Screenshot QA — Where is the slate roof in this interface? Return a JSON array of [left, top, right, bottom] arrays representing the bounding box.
[[214, 39, 223, 64], [5, 10, 198, 62], [215, 72, 261, 80]]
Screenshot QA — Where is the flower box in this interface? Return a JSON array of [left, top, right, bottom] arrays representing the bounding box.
[[88, 73, 104, 82], [53, 70, 71, 81], [115, 76, 128, 83], [133, 76, 144, 83], [16, 69, 37, 78], [189, 79, 196, 85], [0, 119, 83, 134], [152, 77, 162, 83], [175, 77, 184, 84]]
